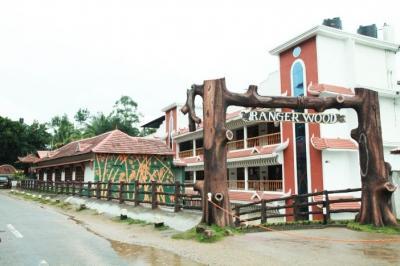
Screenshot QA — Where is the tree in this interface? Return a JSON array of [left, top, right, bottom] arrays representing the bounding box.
[[0, 116, 50, 164], [182, 78, 397, 227], [74, 108, 90, 127], [50, 114, 80, 148]]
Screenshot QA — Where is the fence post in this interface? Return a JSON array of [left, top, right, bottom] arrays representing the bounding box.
[[33, 180, 37, 191], [261, 199, 267, 224], [151, 181, 157, 209], [96, 181, 101, 199], [293, 195, 298, 221], [72, 181, 76, 196], [66, 181, 70, 195], [87, 181, 92, 198], [46, 181, 49, 193], [174, 181, 181, 212], [134, 180, 140, 206], [234, 207, 241, 227], [119, 181, 125, 204], [79, 182, 83, 197], [323, 190, 331, 224], [107, 180, 112, 201]]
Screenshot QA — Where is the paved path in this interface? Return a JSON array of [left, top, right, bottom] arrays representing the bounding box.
[[0, 192, 195, 266]]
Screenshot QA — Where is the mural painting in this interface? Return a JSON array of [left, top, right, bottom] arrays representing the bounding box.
[[94, 154, 176, 203]]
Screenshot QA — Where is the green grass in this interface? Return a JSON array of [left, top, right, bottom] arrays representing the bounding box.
[[112, 217, 150, 226], [172, 224, 241, 243], [347, 222, 400, 235]]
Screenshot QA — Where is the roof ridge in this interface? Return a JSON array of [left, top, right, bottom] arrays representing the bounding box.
[[91, 129, 122, 152]]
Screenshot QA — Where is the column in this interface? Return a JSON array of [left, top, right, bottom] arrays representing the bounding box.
[[176, 143, 180, 159], [193, 171, 197, 183], [61, 169, 65, 181], [244, 167, 249, 191], [243, 125, 248, 149], [52, 170, 55, 181], [192, 139, 196, 156], [72, 167, 76, 181], [44, 172, 47, 181]]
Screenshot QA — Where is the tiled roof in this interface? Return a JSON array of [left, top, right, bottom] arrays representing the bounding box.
[[308, 83, 354, 96], [391, 147, 400, 154], [38, 130, 173, 163], [0, 164, 17, 175], [17, 154, 40, 164], [314, 195, 360, 211], [229, 191, 285, 202], [311, 137, 358, 151]]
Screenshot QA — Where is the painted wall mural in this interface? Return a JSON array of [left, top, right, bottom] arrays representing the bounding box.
[[94, 154, 176, 203]]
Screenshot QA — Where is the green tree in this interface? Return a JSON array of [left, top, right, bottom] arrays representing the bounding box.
[[50, 114, 80, 148], [74, 108, 90, 127], [0, 116, 50, 164]]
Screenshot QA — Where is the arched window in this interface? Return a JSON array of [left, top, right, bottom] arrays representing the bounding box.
[[291, 60, 309, 219]]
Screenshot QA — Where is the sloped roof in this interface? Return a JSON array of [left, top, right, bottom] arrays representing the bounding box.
[[307, 83, 354, 96], [39, 130, 173, 163], [0, 164, 17, 175], [17, 154, 40, 164], [311, 137, 358, 151]]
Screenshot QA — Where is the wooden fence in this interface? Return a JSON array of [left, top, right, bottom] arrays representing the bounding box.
[[233, 188, 362, 226], [20, 179, 202, 212]]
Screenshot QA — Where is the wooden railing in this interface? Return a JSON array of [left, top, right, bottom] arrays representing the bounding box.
[[196, 148, 204, 156], [227, 180, 283, 191], [227, 139, 245, 151], [180, 133, 282, 156], [247, 132, 281, 147], [233, 188, 362, 226], [20, 179, 202, 212], [179, 150, 193, 158]]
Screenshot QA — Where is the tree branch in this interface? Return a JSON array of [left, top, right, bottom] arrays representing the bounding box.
[[225, 85, 363, 112], [181, 84, 204, 131]]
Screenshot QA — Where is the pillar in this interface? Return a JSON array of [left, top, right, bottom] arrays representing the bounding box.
[[72, 167, 76, 181], [244, 125, 248, 149], [244, 167, 249, 190], [193, 139, 196, 156]]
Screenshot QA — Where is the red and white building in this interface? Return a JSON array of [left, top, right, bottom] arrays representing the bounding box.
[[144, 22, 400, 218]]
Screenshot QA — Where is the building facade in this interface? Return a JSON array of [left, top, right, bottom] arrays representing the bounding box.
[[145, 23, 400, 218]]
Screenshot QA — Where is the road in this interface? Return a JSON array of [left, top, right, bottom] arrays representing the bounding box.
[[0, 191, 195, 266]]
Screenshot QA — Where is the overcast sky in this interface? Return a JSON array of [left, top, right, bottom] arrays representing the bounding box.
[[1, 0, 399, 125]]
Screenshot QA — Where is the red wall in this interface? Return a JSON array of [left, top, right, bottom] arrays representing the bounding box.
[[279, 37, 324, 219]]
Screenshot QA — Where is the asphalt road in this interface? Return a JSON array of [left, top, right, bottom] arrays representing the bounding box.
[[0, 191, 147, 266]]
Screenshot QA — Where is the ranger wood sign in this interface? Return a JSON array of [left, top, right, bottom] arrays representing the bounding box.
[[241, 111, 345, 124]]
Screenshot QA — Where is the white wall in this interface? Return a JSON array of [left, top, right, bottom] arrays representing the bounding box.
[[84, 162, 94, 182], [322, 151, 361, 193]]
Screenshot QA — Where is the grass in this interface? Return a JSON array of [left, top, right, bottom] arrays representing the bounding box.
[[112, 217, 150, 226], [172, 224, 241, 243], [347, 222, 400, 235]]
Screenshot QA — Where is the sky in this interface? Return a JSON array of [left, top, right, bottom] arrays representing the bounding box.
[[1, 0, 399, 126]]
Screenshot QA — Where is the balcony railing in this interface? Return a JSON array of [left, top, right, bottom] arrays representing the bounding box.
[[227, 180, 283, 192], [179, 132, 281, 158], [179, 150, 193, 158], [247, 132, 281, 148]]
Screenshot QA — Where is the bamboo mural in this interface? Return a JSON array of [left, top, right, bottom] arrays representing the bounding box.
[[94, 154, 175, 203]]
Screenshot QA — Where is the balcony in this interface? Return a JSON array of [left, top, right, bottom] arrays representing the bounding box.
[[227, 180, 283, 192], [179, 132, 282, 158]]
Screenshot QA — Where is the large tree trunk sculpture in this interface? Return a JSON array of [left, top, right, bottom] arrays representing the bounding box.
[[182, 78, 397, 227]]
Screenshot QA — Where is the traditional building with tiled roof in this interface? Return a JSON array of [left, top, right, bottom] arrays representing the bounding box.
[[31, 130, 176, 185]]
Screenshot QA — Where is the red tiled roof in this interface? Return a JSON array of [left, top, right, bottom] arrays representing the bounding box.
[[229, 191, 284, 202], [17, 154, 40, 164], [391, 147, 400, 154], [176, 144, 282, 166], [0, 164, 17, 175], [314, 195, 360, 211], [38, 130, 173, 163], [311, 137, 358, 151], [37, 151, 51, 159], [308, 83, 354, 96]]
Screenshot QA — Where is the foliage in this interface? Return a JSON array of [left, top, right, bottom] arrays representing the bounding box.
[[0, 116, 51, 164], [347, 222, 400, 235], [13, 172, 28, 181], [49, 114, 81, 148], [172, 224, 240, 243], [112, 217, 150, 225]]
